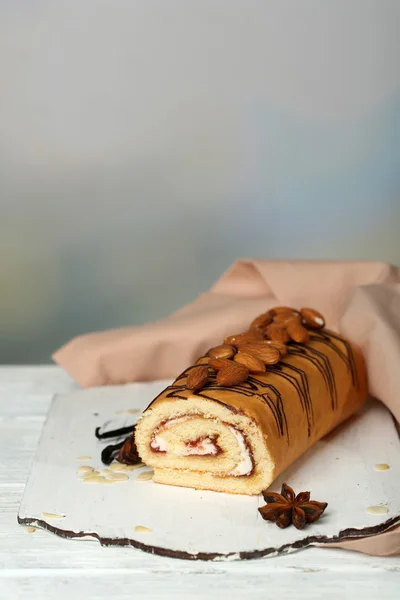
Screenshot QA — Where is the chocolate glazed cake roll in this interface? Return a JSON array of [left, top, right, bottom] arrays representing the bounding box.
[[134, 307, 368, 495]]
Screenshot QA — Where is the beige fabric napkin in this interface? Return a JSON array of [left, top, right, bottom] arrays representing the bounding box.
[[54, 259, 400, 556]]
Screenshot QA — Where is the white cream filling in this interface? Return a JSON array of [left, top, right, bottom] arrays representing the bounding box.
[[150, 417, 253, 476], [151, 433, 168, 452], [227, 426, 253, 476], [177, 437, 219, 457], [150, 416, 189, 452], [151, 431, 218, 456]]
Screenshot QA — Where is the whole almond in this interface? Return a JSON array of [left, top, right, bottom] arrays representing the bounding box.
[[272, 306, 298, 315], [300, 307, 325, 329], [240, 344, 280, 365], [250, 311, 273, 330], [234, 352, 266, 373], [264, 340, 288, 358], [207, 344, 236, 359], [237, 339, 286, 354], [187, 366, 209, 391], [224, 329, 264, 347], [195, 356, 209, 364], [237, 340, 269, 347], [273, 312, 301, 326], [265, 324, 290, 344], [287, 321, 310, 344], [216, 363, 249, 386], [209, 358, 234, 371]]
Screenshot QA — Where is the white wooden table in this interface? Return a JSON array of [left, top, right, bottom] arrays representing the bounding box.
[[1, 366, 399, 600]]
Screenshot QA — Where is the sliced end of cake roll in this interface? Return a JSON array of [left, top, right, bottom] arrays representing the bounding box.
[[134, 307, 368, 495], [135, 394, 274, 495]]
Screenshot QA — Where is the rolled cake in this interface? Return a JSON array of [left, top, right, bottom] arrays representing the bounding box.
[[135, 307, 368, 495]]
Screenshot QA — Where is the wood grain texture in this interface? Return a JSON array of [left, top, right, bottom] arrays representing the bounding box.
[[1, 366, 399, 600]]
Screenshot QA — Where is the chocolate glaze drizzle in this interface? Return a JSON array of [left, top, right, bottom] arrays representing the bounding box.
[[156, 368, 290, 441], [96, 329, 359, 463], [256, 383, 289, 441], [198, 375, 290, 442], [288, 344, 338, 410], [165, 330, 358, 443], [267, 363, 314, 436], [312, 330, 359, 388]]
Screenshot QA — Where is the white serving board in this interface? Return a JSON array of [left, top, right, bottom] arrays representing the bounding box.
[[18, 381, 400, 560]]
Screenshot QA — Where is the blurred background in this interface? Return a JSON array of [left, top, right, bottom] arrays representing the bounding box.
[[1, 0, 399, 364]]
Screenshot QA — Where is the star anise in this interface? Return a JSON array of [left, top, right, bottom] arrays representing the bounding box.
[[258, 483, 328, 530]]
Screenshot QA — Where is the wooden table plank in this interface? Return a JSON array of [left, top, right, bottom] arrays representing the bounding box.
[[3, 571, 400, 600]]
